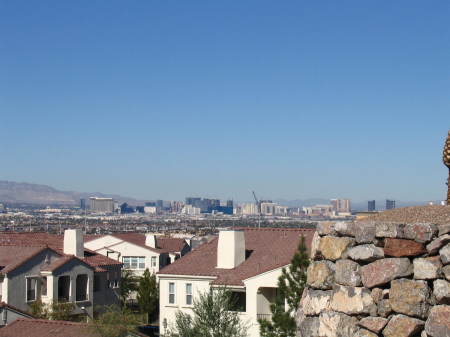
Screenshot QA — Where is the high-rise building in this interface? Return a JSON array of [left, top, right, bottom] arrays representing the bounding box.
[[368, 200, 376, 212], [331, 199, 351, 213], [80, 199, 86, 210], [386, 199, 396, 210], [89, 197, 114, 213], [226, 200, 234, 208]]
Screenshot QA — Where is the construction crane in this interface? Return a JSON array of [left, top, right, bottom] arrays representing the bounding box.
[[252, 191, 262, 229]]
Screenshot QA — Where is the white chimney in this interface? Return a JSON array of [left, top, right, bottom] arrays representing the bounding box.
[[145, 234, 157, 248], [63, 229, 84, 258], [217, 230, 245, 269]]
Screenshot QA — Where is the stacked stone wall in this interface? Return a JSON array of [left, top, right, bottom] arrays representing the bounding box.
[[297, 221, 450, 337]]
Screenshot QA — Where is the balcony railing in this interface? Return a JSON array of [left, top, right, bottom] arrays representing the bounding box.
[[257, 313, 272, 322]]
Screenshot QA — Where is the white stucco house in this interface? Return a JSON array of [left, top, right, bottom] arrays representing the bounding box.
[[157, 228, 314, 337], [0, 230, 122, 319], [84, 233, 190, 277]]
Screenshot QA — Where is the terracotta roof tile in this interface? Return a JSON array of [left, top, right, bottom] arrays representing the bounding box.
[[158, 228, 315, 286]]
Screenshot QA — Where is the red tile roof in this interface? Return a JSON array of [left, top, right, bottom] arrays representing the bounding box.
[[40, 255, 96, 273], [0, 232, 121, 272], [0, 246, 49, 274], [0, 319, 93, 337], [0, 319, 146, 337], [158, 228, 315, 286]]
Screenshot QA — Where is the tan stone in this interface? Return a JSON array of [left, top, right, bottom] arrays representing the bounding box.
[[383, 314, 425, 337], [307, 261, 335, 290], [319, 236, 354, 261], [425, 305, 450, 337], [390, 278, 430, 319], [358, 317, 388, 333], [330, 285, 376, 315], [301, 288, 331, 316], [355, 328, 378, 337], [318, 311, 358, 337], [414, 256, 442, 280]]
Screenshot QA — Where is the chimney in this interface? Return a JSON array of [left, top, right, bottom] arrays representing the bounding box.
[[63, 229, 84, 258], [217, 230, 245, 269], [145, 234, 157, 248]]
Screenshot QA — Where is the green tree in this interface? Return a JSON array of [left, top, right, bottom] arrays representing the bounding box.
[[88, 305, 142, 337], [120, 269, 138, 306], [137, 269, 158, 324], [259, 235, 310, 337], [169, 288, 248, 337]]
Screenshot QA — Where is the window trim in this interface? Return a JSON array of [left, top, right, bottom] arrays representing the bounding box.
[[26, 276, 38, 302], [122, 256, 145, 270]]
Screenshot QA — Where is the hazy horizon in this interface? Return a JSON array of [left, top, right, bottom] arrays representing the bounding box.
[[1, 1, 449, 201]]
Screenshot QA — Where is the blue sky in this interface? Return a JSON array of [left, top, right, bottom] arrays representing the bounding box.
[[1, 1, 449, 202]]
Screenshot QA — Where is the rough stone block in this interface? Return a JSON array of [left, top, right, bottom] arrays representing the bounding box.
[[440, 243, 450, 265], [361, 258, 412, 288], [439, 224, 450, 237], [384, 238, 426, 257], [425, 305, 450, 337], [375, 223, 404, 238], [382, 314, 425, 337], [371, 288, 383, 303], [318, 311, 359, 337], [443, 265, 450, 281], [414, 256, 442, 280], [335, 259, 362, 287], [301, 288, 332, 315], [317, 222, 337, 236], [377, 299, 392, 318], [433, 279, 450, 304], [390, 278, 430, 319], [355, 328, 378, 337], [346, 244, 384, 262], [319, 236, 354, 261], [310, 231, 321, 260], [354, 223, 376, 244], [297, 315, 320, 337], [404, 223, 438, 243], [307, 260, 335, 289], [334, 222, 356, 237], [427, 234, 450, 255], [330, 285, 376, 315], [358, 317, 388, 333]]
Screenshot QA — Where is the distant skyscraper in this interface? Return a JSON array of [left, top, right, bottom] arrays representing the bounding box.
[[331, 199, 351, 213], [89, 197, 114, 213], [368, 200, 376, 212], [80, 199, 86, 210], [386, 199, 396, 210], [226, 200, 234, 208]]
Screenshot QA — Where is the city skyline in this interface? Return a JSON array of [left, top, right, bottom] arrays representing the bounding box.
[[1, 1, 449, 201]]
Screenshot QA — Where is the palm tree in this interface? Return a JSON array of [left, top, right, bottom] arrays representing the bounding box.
[[444, 130, 450, 204]]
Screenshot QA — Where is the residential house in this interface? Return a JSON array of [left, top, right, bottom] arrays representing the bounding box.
[[84, 233, 190, 276], [0, 230, 122, 319], [0, 302, 34, 326], [157, 228, 314, 337]]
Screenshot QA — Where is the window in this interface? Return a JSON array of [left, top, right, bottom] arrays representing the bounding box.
[[123, 257, 145, 270], [113, 280, 119, 288], [76, 274, 88, 301], [41, 277, 47, 297], [58, 276, 70, 302], [169, 282, 175, 304], [26, 277, 37, 302], [151, 256, 157, 267], [185, 283, 192, 305], [230, 292, 246, 312]]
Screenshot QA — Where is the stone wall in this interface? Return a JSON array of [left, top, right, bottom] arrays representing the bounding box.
[[297, 221, 450, 337]]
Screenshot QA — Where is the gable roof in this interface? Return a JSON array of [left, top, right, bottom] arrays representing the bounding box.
[[0, 232, 121, 272], [86, 233, 187, 254], [0, 246, 53, 274], [158, 228, 315, 286], [0, 302, 35, 318]]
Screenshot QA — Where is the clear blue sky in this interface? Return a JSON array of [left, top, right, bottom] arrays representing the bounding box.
[[1, 1, 449, 202]]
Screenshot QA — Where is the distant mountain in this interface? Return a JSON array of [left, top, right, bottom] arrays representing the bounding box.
[[273, 198, 330, 207], [0, 180, 143, 206]]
